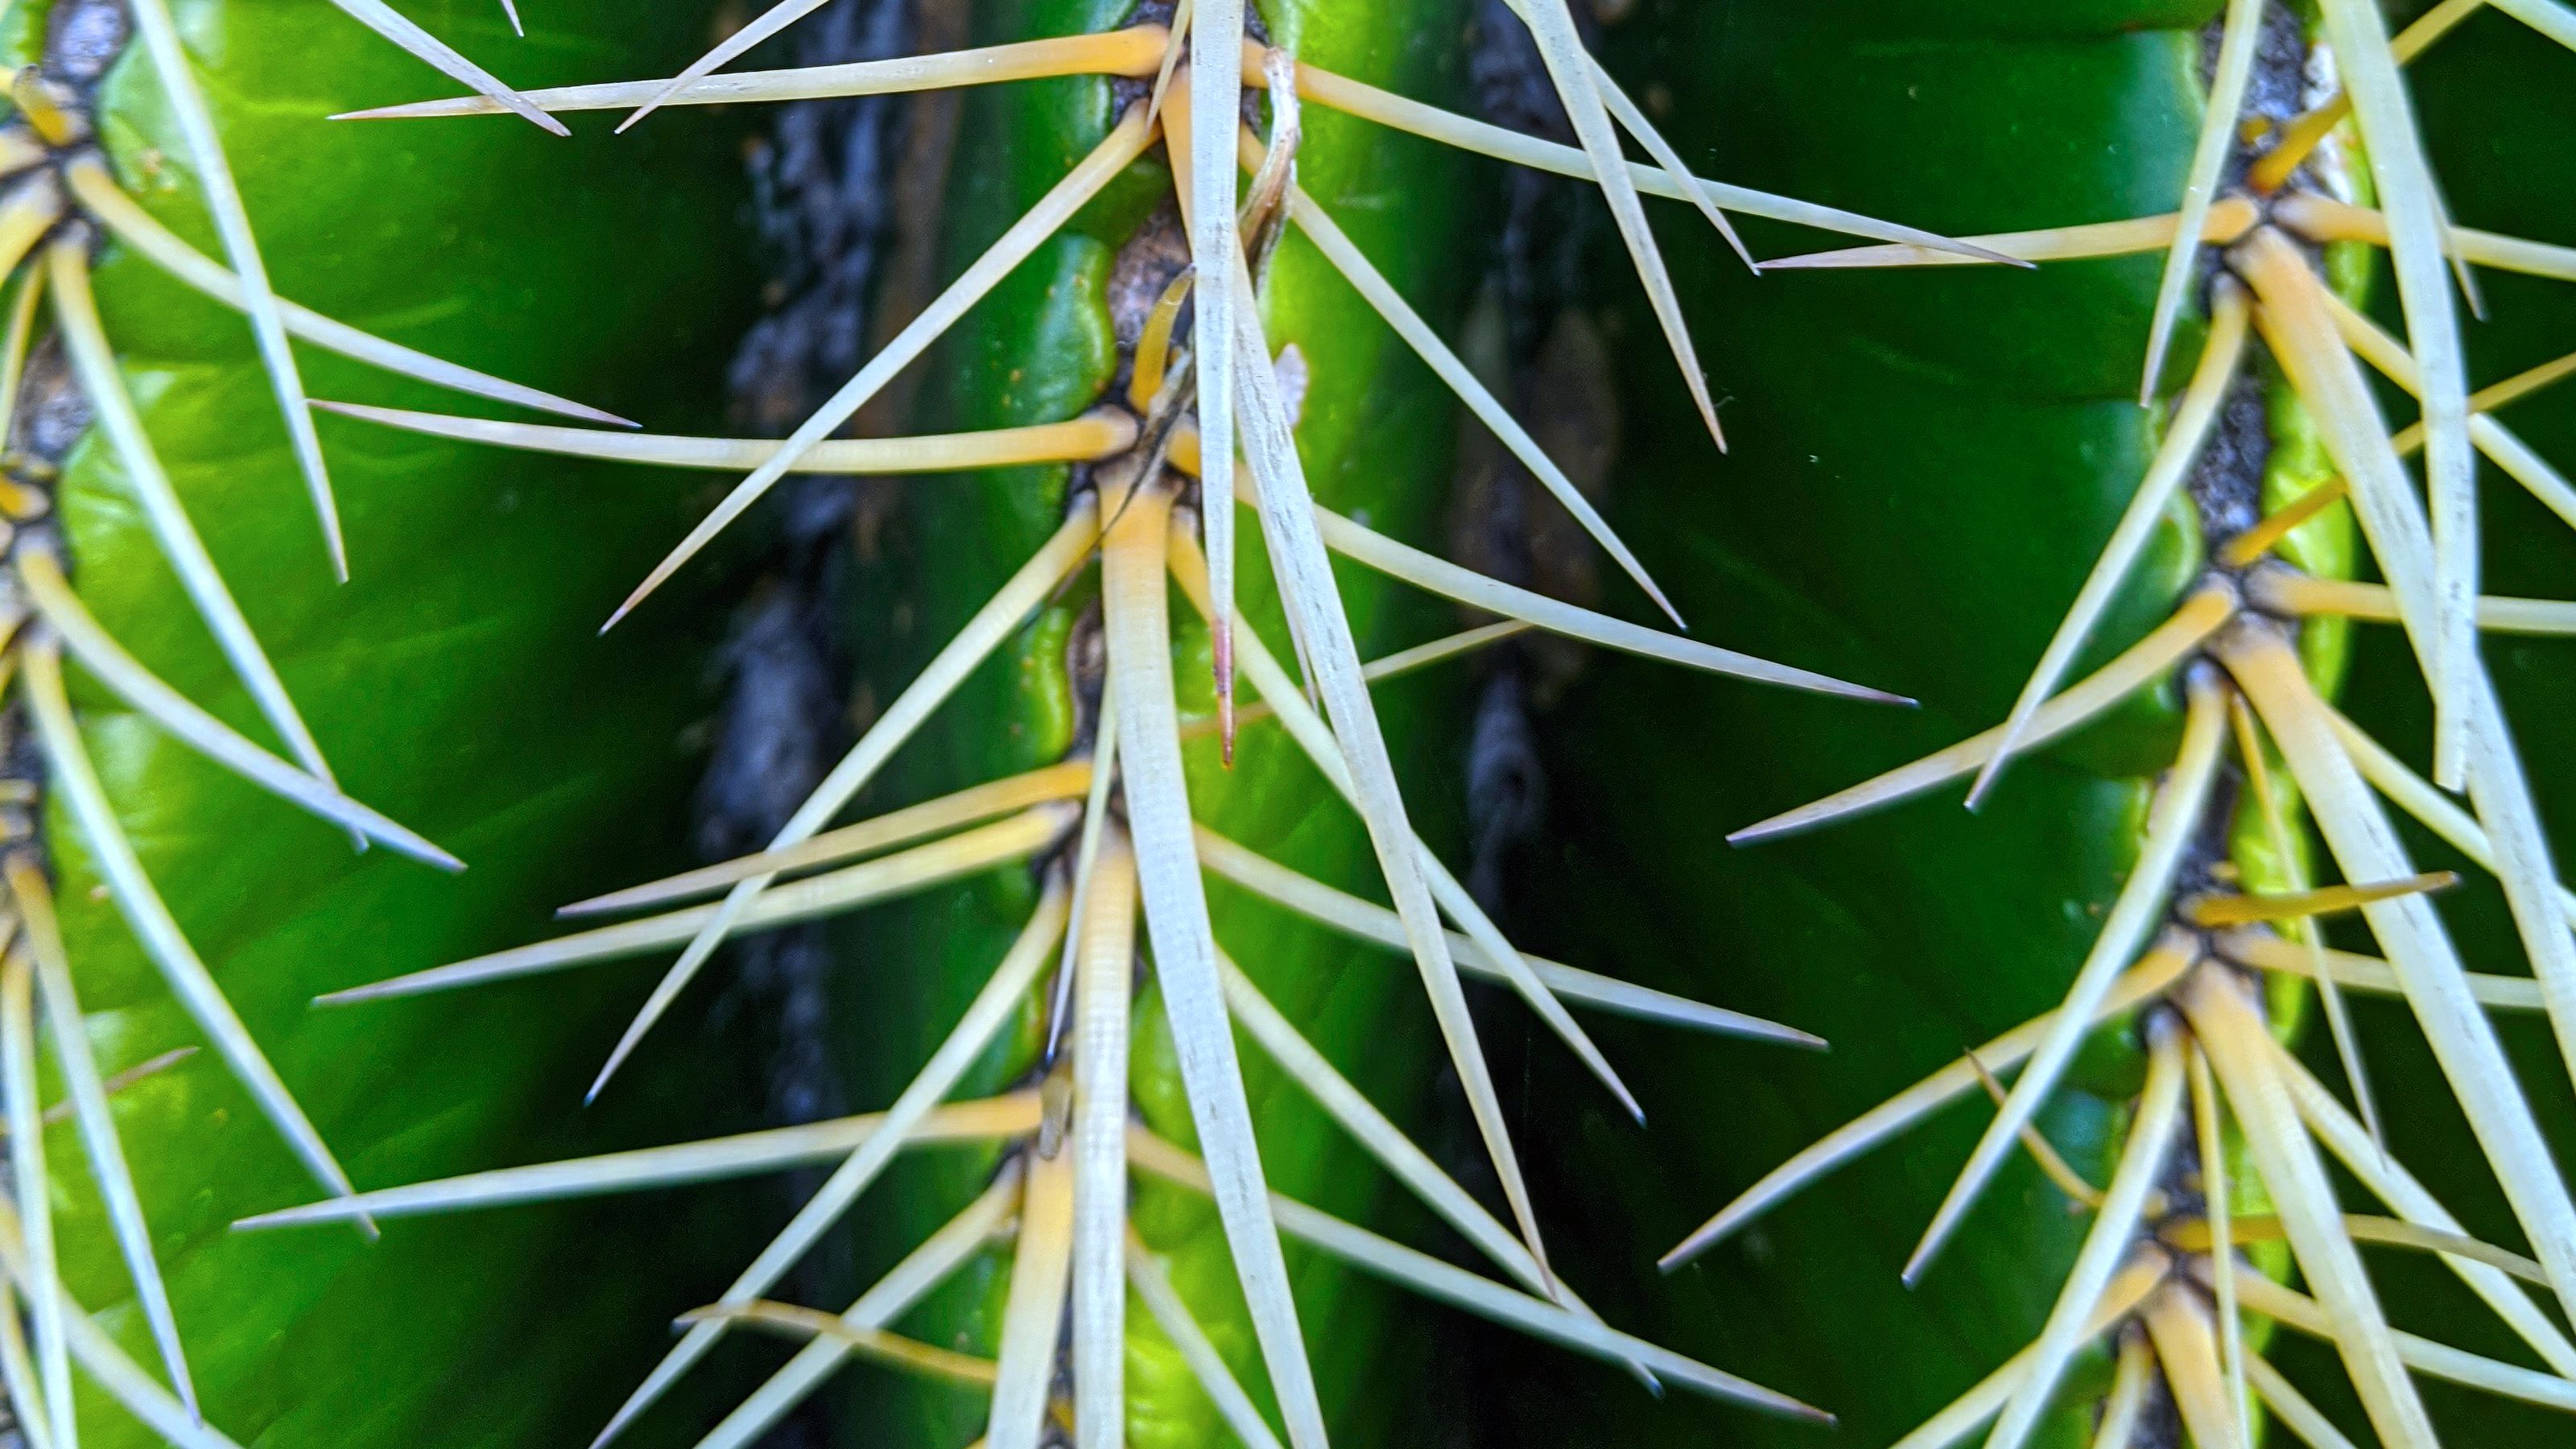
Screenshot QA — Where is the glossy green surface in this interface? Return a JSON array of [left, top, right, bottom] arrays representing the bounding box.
[[31, 3, 763, 1444], [1488, 2, 2244, 1444], [828, 2, 1481, 1445]]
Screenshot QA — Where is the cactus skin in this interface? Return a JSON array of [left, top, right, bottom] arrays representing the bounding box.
[[1444, 1, 2576, 1447], [16, 3, 766, 1444], [1468, 1, 2325, 1444], [29, 0, 2576, 1444], [827, 1, 1484, 1444]]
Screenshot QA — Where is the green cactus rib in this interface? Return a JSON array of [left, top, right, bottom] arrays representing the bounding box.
[[1501, 2, 2576, 1448], [96, 0, 2576, 1444], [245, 1, 2064, 1444], [828, 2, 1480, 1442], [0, 2, 766, 1446]]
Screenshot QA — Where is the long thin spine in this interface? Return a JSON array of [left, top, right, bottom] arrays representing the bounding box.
[[2242, 233, 2576, 1233], [588, 878, 1067, 1447], [2136, 1286, 2248, 1449], [1662, 946, 2194, 1265], [568, 614, 1516, 920], [127, 0, 343, 578], [1195, 828, 1811, 1040], [1969, 283, 2248, 807], [2268, 1037, 2576, 1375], [1293, 489, 1909, 701], [2184, 966, 2440, 1449], [336, 28, 1173, 118], [604, 109, 1153, 630], [1217, 242, 1558, 1290], [1181, 12, 1242, 715], [503, 31, 1996, 262], [987, 1145, 1076, 1449], [8, 853, 196, 1419], [44, 238, 338, 795], [234, 1094, 1039, 1228], [2222, 613, 2576, 1323], [1124, 1128, 1824, 1417], [2189, 1040, 2249, 1449], [587, 503, 1097, 1096], [19, 634, 362, 1214], [1761, 201, 2256, 270], [1101, 477, 1327, 1446], [1215, 951, 1651, 1385], [2260, 0, 2471, 799], [2086, 1334, 2153, 1449], [317, 404, 1134, 472], [15, 547, 458, 867], [1168, 533, 1636, 1113], [1271, 44, 2013, 260], [1179, 530, 1638, 1103], [324, 810, 1067, 1000], [1125, 1235, 1286, 1449], [1981, 1024, 2186, 1449], [689, 1167, 1026, 1449], [1276, 170, 1678, 623], [324, 0, 563, 133], [1731, 586, 2231, 842], [568, 762, 1092, 916], [2, 948, 72, 1449], [1905, 671, 2226, 1283], [1070, 830, 1137, 1449], [2140, 0, 2264, 402], [1509, 0, 1722, 450], [62, 161, 628, 425]]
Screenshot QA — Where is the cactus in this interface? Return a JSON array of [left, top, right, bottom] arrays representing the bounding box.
[[16, 1, 2576, 1448], [1509, 4, 2576, 1449], [0, 2, 762, 1444]]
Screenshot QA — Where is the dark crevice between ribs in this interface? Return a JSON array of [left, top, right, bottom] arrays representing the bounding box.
[[691, 4, 919, 1443], [2112, 19, 2330, 1449]]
